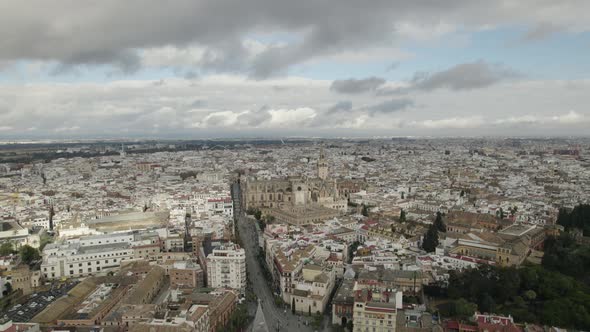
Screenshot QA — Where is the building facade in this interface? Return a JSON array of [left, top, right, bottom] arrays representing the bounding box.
[[206, 243, 246, 293]]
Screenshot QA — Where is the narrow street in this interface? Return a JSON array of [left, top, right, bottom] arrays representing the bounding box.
[[232, 182, 328, 332]]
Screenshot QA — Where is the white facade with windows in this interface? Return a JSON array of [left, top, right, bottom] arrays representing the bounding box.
[[40, 231, 157, 279], [206, 243, 246, 293], [41, 242, 132, 279], [353, 301, 398, 332]]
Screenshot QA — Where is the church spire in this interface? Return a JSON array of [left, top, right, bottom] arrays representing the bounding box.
[[317, 147, 328, 180]]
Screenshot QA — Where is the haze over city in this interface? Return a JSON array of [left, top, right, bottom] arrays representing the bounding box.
[[1, 1, 590, 138]]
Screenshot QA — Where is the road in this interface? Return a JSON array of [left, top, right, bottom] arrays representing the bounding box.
[[231, 182, 328, 332]]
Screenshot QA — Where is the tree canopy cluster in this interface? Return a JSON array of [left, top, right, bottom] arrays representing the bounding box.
[[542, 233, 590, 286], [557, 204, 590, 236], [422, 212, 446, 253], [218, 303, 251, 332], [0, 242, 15, 256], [19, 245, 41, 265], [443, 263, 590, 329]]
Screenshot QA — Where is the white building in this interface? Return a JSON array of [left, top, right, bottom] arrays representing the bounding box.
[[31, 216, 50, 230], [41, 242, 132, 279], [206, 243, 246, 293], [206, 198, 233, 217], [40, 231, 158, 279], [353, 290, 401, 332], [0, 221, 41, 249]]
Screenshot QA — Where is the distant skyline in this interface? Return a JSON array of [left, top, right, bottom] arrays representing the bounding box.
[[1, 1, 589, 138]]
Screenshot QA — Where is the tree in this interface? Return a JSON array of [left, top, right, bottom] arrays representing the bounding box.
[[292, 298, 296, 314], [422, 224, 439, 253], [346, 320, 353, 331], [308, 305, 311, 316], [225, 303, 251, 332], [556, 204, 590, 236], [19, 245, 40, 265], [2, 282, 12, 296], [401, 192, 405, 199], [312, 312, 323, 329], [361, 204, 369, 217], [434, 211, 446, 232], [524, 289, 537, 304], [48, 205, 55, 230], [399, 209, 407, 223], [479, 293, 496, 313], [542, 233, 590, 284], [254, 209, 262, 221], [450, 298, 477, 317], [0, 242, 15, 256], [39, 233, 53, 251]]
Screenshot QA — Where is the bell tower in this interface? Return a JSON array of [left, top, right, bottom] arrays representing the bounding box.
[[317, 147, 328, 180]]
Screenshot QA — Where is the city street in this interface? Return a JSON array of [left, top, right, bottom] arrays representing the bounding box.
[[232, 182, 328, 332]]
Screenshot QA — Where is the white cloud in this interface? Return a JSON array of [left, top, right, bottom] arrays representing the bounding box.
[[268, 108, 316, 127], [413, 117, 485, 129], [54, 126, 80, 132], [0, 77, 589, 137], [494, 111, 586, 126], [553, 110, 583, 124]]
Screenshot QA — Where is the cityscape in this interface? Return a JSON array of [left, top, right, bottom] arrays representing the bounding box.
[[1, 1, 590, 331], [0, 138, 588, 331]]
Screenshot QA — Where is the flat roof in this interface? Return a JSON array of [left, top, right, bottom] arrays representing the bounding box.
[[499, 223, 536, 237]]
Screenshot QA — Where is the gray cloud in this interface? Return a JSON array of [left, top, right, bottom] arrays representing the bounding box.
[[379, 61, 520, 95], [366, 99, 413, 114], [327, 101, 353, 114], [386, 62, 399, 72], [238, 105, 272, 127], [183, 71, 199, 79], [189, 99, 207, 108], [204, 114, 227, 127], [522, 23, 562, 41], [410, 61, 520, 91], [1, 1, 586, 77], [237, 106, 272, 126], [330, 77, 386, 94]]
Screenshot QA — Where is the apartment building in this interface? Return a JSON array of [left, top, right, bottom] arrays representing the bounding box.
[[206, 243, 246, 293]]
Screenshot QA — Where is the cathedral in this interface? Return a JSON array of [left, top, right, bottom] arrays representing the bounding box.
[[242, 148, 361, 225]]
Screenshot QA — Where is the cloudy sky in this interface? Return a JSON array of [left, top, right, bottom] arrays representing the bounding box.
[[1, 0, 589, 139]]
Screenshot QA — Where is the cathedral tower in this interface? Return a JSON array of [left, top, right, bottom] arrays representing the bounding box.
[[317, 147, 328, 180]]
